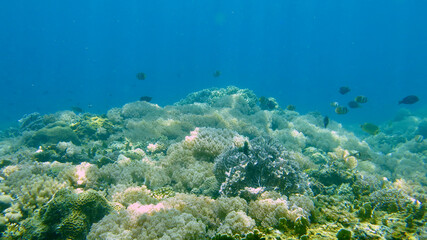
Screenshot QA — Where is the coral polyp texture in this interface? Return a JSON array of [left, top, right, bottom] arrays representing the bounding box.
[[0, 86, 426, 239], [214, 136, 309, 197]]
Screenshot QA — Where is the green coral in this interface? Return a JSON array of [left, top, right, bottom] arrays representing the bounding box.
[[357, 202, 373, 221], [70, 114, 116, 141], [278, 216, 310, 236], [336, 228, 352, 240], [24, 124, 80, 147], [21, 188, 112, 240]]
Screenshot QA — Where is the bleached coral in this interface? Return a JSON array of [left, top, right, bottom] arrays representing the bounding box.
[[58, 162, 99, 189], [74, 162, 94, 186]]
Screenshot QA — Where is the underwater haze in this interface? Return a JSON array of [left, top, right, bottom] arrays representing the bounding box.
[[1, 1, 427, 239], [1, 1, 427, 129]]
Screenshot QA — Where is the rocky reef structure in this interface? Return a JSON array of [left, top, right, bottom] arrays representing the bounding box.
[[0, 86, 425, 239]]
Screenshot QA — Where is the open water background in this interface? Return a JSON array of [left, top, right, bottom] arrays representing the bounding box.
[[1, 1, 426, 130]]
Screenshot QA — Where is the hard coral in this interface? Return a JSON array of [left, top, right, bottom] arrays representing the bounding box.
[[22, 188, 111, 240], [24, 124, 81, 147], [70, 115, 116, 141], [214, 136, 309, 197]]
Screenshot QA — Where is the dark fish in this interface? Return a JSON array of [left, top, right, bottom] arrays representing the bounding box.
[[213, 70, 221, 78], [71, 106, 83, 113], [348, 101, 361, 109], [339, 86, 351, 95], [139, 96, 152, 102], [286, 105, 296, 111], [399, 95, 419, 104], [335, 106, 348, 114], [239, 141, 249, 155], [323, 116, 329, 128], [259, 96, 278, 110], [361, 123, 380, 135], [354, 95, 368, 103], [136, 72, 146, 80]]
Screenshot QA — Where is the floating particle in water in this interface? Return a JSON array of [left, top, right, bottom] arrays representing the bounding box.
[[330, 101, 339, 107]]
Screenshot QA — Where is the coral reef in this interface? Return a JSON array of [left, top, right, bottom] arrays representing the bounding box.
[[0, 86, 426, 239]]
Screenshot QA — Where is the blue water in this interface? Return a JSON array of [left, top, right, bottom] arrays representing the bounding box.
[[1, 1, 426, 129]]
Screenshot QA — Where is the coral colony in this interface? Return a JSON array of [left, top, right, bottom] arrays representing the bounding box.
[[0, 86, 425, 239]]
